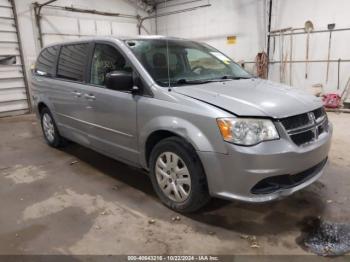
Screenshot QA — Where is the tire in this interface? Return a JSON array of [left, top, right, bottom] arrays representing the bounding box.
[[40, 107, 65, 148], [149, 137, 210, 213]]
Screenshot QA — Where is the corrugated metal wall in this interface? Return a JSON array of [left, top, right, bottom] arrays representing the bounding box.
[[0, 0, 29, 117]]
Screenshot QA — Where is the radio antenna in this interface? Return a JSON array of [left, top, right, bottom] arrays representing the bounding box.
[[164, 0, 172, 91]]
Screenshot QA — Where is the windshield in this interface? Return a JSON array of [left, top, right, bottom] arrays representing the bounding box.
[[125, 39, 252, 87]]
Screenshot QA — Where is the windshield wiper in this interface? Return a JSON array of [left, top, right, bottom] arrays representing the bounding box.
[[176, 77, 245, 85], [157, 76, 252, 87], [220, 75, 252, 80], [155, 79, 213, 87], [175, 79, 214, 85]]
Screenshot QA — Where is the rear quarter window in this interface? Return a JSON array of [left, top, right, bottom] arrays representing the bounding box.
[[35, 45, 59, 77], [57, 43, 89, 82]]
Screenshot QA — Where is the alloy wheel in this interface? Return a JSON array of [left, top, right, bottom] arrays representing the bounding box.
[[155, 152, 191, 202]]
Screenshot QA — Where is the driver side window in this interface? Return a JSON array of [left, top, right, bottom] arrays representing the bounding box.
[[90, 44, 132, 86]]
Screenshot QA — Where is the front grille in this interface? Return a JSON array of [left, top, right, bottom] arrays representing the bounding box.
[[280, 113, 310, 130], [291, 130, 315, 146], [313, 107, 326, 119], [251, 158, 328, 195], [279, 107, 328, 146]]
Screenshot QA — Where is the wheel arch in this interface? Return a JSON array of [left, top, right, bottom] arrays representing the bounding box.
[[38, 102, 48, 115], [145, 130, 185, 168], [139, 116, 217, 169]]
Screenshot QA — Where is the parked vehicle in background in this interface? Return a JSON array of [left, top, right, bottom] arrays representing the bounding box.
[[32, 36, 332, 213]]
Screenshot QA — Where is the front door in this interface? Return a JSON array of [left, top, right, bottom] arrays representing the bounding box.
[[83, 43, 138, 164]]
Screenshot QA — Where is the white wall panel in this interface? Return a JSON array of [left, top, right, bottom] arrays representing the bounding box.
[[78, 19, 96, 35], [0, 70, 22, 79], [0, 19, 15, 32], [270, 0, 350, 93], [157, 0, 350, 93], [41, 16, 79, 35], [0, 100, 28, 112], [0, 1, 29, 116], [0, 31, 17, 42], [112, 21, 141, 36], [0, 6, 13, 18], [43, 35, 80, 46], [0, 88, 27, 102], [95, 20, 112, 35], [12, 0, 156, 111], [0, 0, 11, 7], [0, 78, 25, 90], [35, 0, 155, 46], [156, 0, 266, 63]]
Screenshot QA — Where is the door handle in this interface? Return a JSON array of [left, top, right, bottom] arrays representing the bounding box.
[[84, 93, 96, 100], [72, 91, 82, 97]]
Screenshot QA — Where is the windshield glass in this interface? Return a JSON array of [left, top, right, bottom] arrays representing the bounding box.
[[125, 39, 252, 87]]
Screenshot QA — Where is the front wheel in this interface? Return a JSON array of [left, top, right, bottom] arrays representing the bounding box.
[[149, 137, 210, 213]]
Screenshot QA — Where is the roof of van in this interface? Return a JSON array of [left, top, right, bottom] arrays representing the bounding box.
[[42, 35, 192, 49], [121, 35, 190, 41]]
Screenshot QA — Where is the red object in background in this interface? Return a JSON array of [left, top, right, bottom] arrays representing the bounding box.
[[322, 93, 341, 108]]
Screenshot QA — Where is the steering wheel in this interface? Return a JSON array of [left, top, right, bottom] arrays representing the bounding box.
[[192, 66, 206, 74]]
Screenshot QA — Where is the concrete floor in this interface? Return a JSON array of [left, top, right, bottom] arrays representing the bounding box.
[[0, 112, 349, 255]]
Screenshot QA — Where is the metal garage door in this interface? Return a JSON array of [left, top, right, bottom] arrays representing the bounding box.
[[0, 0, 29, 117]]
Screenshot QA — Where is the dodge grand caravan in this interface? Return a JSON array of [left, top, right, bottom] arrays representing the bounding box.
[[32, 36, 332, 213]]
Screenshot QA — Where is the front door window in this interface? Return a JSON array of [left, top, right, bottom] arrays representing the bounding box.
[[90, 44, 132, 87]]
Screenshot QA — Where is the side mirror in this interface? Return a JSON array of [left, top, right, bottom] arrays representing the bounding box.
[[105, 71, 134, 92]]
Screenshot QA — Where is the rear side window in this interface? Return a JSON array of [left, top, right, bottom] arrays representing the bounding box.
[[35, 46, 59, 77], [57, 43, 89, 82]]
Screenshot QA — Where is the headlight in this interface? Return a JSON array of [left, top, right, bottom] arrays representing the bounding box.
[[217, 118, 279, 146]]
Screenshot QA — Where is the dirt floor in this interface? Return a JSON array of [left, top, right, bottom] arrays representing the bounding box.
[[0, 112, 349, 255]]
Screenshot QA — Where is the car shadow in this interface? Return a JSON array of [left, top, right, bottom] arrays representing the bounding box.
[[60, 142, 156, 197], [59, 142, 326, 237], [188, 187, 326, 236]]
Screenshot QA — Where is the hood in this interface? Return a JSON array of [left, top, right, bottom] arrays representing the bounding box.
[[173, 79, 323, 119]]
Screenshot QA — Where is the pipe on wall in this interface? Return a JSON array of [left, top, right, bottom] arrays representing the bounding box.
[[137, 3, 211, 34], [266, 0, 273, 75], [33, 0, 58, 48]]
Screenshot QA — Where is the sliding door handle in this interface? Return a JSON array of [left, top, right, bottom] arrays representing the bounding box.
[[84, 94, 96, 100], [71, 91, 82, 97]]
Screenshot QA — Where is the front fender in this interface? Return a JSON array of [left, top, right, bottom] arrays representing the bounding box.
[[138, 116, 218, 168]]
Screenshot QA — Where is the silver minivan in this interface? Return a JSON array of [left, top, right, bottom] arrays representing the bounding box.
[[32, 36, 332, 212]]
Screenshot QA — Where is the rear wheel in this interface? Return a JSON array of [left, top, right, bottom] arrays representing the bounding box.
[[149, 137, 210, 213], [40, 108, 65, 148]]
